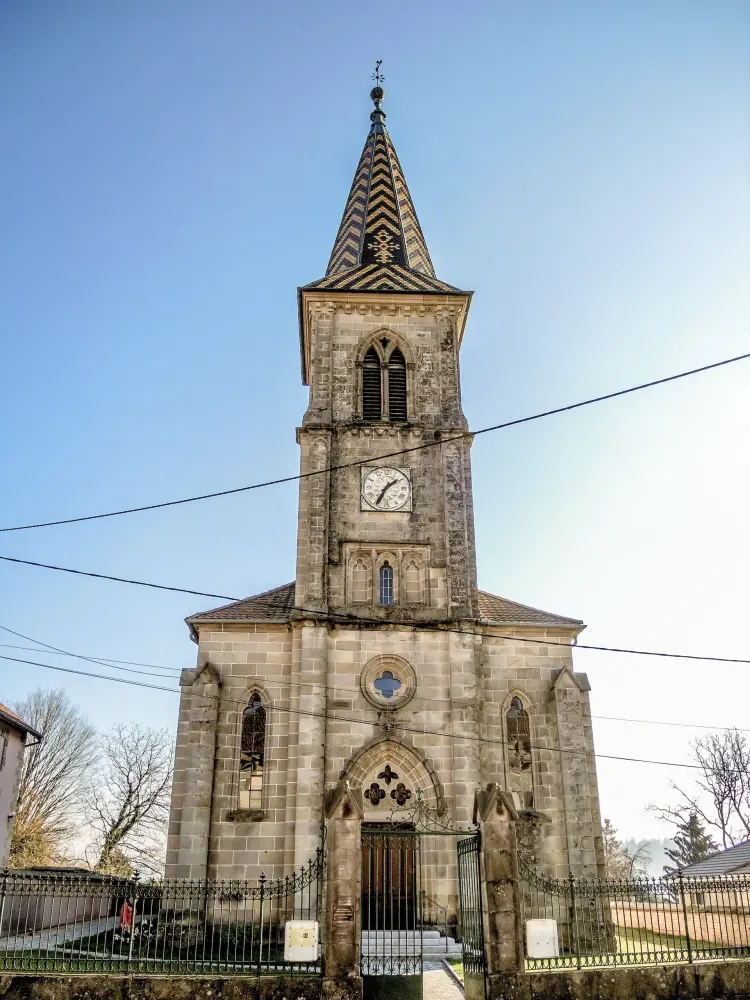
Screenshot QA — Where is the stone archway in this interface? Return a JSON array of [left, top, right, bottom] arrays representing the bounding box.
[[341, 737, 444, 822]]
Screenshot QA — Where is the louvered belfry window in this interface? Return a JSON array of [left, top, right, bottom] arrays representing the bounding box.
[[388, 348, 407, 421], [362, 347, 382, 421]]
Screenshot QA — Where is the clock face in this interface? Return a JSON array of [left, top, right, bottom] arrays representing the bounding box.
[[361, 467, 412, 511]]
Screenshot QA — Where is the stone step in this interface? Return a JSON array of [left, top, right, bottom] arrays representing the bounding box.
[[362, 931, 447, 940]]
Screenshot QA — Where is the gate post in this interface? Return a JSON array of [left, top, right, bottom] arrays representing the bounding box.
[[323, 781, 364, 999], [474, 785, 524, 994]]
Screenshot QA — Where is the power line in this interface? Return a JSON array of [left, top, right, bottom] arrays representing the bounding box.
[[0, 653, 177, 693], [0, 555, 237, 602], [3, 552, 749, 665], [3, 652, 746, 774], [0, 623, 181, 679], [0, 643, 181, 674], [0, 622, 745, 734], [2, 351, 748, 534]]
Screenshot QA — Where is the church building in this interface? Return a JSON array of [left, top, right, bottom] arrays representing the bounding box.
[[165, 86, 605, 900]]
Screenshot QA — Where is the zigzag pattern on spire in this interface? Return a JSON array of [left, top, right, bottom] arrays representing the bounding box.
[[322, 122, 441, 287], [326, 138, 373, 275]]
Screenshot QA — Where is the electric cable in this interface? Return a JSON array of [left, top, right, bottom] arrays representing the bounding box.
[[2, 552, 749, 665], [0, 623, 181, 679], [0, 624, 746, 734], [0, 643, 181, 673], [2, 351, 747, 534], [3, 652, 748, 774]]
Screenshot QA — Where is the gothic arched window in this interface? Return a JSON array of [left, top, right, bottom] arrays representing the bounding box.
[[388, 348, 407, 421], [362, 347, 382, 421], [379, 562, 394, 606], [506, 696, 532, 774], [239, 694, 266, 810]]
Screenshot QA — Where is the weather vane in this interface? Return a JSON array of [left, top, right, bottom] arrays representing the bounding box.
[[372, 60, 384, 88]]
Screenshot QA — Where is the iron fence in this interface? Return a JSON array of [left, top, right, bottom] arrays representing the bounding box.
[[0, 850, 324, 976], [520, 855, 750, 970]]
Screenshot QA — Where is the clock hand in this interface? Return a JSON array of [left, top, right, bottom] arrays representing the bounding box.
[[376, 480, 399, 505]]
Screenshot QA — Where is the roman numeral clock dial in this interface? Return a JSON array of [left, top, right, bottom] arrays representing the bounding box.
[[361, 467, 412, 512]]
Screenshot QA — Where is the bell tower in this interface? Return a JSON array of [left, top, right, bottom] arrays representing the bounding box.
[[295, 84, 477, 622]]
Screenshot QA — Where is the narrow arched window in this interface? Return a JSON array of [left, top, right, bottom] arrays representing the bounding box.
[[388, 348, 407, 421], [239, 694, 266, 810], [506, 696, 532, 774], [379, 562, 394, 606], [362, 347, 382, 421]]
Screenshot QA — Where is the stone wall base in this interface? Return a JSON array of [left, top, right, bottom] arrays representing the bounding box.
[[489, 960, 750, 1000], [0, 975, 325, 1000]]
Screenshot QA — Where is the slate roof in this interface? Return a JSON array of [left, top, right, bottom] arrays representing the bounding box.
[[0, 702, 43, 740], [300, 91, 468, 298], [678, 840, 750, 877], [477, 592, 583, 628], [187, 583, 582, 631]]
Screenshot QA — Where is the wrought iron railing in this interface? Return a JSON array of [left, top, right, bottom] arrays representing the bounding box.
[[0, 850, 324, 976], [519, 854, 750, 970], [421, 890, 449, 951]]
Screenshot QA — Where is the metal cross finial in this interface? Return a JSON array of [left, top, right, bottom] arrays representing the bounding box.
[[372, 60, 384, 87]]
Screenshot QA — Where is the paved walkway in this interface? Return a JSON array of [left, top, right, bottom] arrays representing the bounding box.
[[423, 961, 464, 999]]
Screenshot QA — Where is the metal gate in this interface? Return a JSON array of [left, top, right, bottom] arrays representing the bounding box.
[[361, 824, 486, 995], [361, 827, 422, 976], [457, 832, 487, 985]]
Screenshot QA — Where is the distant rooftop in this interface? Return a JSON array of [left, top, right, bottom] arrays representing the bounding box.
[[678, 840, 750, 877]]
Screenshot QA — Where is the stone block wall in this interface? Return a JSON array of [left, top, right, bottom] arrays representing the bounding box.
[[166, 619, 605, 894]]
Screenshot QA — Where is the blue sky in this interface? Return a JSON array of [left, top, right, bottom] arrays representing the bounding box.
[[2, 0, 749, 839]]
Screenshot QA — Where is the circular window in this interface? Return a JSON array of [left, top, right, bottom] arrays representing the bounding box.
[[360, 656, 416, 710]]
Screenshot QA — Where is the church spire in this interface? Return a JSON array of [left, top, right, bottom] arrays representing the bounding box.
[[302, 76, 463, 295]]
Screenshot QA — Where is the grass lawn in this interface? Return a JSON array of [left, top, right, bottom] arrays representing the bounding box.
[[446, 958, 464, 983]]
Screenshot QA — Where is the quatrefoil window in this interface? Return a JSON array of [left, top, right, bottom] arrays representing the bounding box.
[[390, 783, 412, 807], [374, 671, 401, 699], [378, 765, 399, 785], [365, 782, 386, 806]]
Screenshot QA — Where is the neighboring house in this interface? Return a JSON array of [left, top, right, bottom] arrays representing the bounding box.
[[0, 703, 42, 867], [678, 841, 750, 909]]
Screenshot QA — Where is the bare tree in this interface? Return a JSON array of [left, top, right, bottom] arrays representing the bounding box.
[[651, 730, 750, 850], [603, 818, 651, 879], [85, 723, 173, 876], [10, 689, 97, 867]]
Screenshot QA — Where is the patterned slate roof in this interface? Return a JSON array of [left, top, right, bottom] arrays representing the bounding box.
[[187, 583, 581, 630], [678, 840, 750, 877], [302, 96, 466, 296]]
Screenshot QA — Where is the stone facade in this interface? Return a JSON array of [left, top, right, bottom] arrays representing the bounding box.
[[165, 96, 605, 913]]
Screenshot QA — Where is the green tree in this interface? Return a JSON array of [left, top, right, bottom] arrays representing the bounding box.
[[663, 811, 717, 874]]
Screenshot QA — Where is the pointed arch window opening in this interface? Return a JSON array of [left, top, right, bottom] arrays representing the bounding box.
[[239, 694, 266, 810], [379, 562, 394, 606], [507, 696, 532, 774], [361, 344, 408, 423]]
